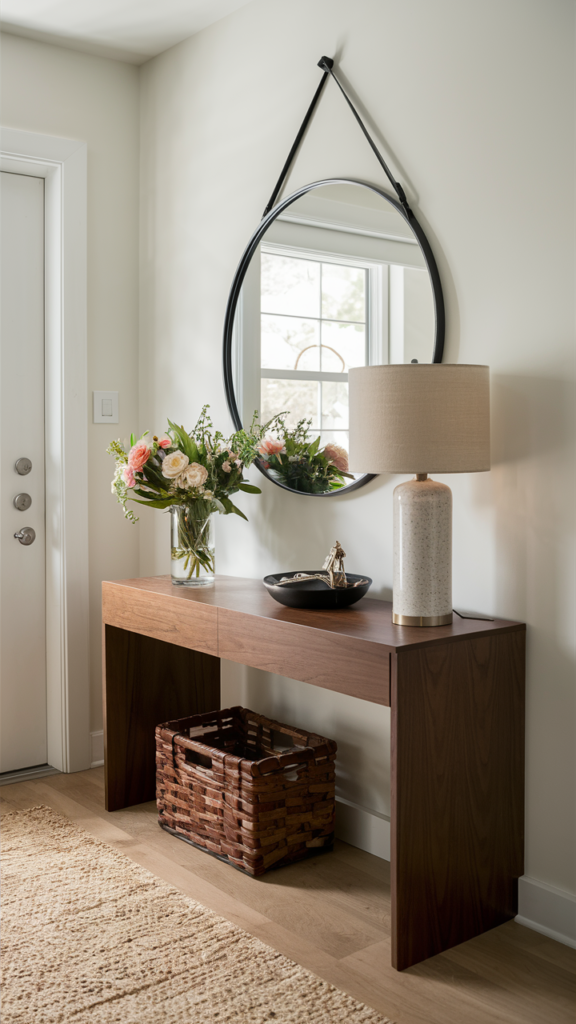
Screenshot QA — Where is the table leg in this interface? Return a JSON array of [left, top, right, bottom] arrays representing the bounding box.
[[391, 631, 525, 970], [103, 624, 221, 812]]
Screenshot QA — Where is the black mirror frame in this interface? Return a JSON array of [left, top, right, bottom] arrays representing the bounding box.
[[222, 177, 445, 497]]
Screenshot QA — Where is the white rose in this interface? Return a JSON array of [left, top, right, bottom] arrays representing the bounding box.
[[162, 450, 189, 479], [178, 462, 209, 489]]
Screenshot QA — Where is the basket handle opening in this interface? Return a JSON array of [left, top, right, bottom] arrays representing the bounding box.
[[271, 729, 303, 753], [184, 748, 213, 771]]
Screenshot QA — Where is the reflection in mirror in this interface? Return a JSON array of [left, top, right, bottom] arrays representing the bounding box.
[[231, 182, 436, 491]]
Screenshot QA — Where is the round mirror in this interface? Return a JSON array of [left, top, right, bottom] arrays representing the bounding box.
[[223, 179, 444, 496]]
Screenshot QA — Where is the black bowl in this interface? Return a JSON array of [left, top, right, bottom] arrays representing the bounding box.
[[263, 571, 372, 610]]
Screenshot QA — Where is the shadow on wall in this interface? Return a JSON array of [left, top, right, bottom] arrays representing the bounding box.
[[488, 372, 575, 624], [491, 373, 574, 463], [222, 662, 392, 822], [488, 371, 575, 887]]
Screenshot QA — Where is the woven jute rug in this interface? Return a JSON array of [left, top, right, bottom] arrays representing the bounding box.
[[1, 806, 391, 1024]]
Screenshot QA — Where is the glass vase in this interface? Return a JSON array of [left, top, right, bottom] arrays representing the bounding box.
[[170, 504, 215, 587]]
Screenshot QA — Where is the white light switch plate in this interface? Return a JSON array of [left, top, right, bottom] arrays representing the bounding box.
[[93, 390, 119, 424]]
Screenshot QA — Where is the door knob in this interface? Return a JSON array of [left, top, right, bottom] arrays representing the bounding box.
[[15, 458, 32, 476], [14, 527, 36, 545], [13, 493, 32, 511]]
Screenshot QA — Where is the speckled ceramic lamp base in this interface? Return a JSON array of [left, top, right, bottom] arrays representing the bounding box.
[[392, 475, 453, 626]]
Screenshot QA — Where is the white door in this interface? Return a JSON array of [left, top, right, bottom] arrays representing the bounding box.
[[0, 170, 47, 773]]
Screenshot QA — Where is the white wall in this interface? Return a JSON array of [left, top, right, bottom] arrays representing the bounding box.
[[1, 33, 140, 734], [139, 0, 576, 913]]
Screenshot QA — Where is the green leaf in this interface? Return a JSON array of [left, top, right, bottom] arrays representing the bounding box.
[[238, 483, 261, 494], [308, 435, 321, 456], [219, 496, 248, 519], [133, 485, 170, 501], [140, 460, 167, 489], [131, 496, 174, 509], [228, 502, 248, 521], [212, 498, 226, 514], [167, 419, 198, 462], [130, 432, 136, 447]]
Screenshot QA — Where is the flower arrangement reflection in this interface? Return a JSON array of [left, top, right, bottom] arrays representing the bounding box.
[[256, 415, 353, 494]]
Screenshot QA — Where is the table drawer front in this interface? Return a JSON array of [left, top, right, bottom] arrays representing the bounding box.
[[218, 610, 390, 706], [102, 583, 218, 656]]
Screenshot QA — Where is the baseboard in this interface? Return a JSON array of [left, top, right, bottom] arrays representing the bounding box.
[[90, 730, 104, 768], [333, 815, 576, 949], [516, 876, 576, 949], [335, 797, 390, 861], [89, 741, 390, 857]]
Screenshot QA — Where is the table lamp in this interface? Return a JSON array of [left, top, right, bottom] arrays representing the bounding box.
[[348, 364, 490, 626]]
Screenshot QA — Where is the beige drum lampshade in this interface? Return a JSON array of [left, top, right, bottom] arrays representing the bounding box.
[[348, 364, 490, 474]]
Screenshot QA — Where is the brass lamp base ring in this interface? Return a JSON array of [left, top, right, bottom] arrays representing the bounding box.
[[393, 611, 453, 627]]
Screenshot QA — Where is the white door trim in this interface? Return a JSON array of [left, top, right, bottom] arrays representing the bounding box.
[[0, 127, 90, 772]]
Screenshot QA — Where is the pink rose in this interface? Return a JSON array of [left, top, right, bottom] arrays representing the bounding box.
[[257, 436, 286, 460], [323, 443, 349, 472], [128, 440, 151, 474], [157, 436, 171, 449], [123, 466, 136, 488]]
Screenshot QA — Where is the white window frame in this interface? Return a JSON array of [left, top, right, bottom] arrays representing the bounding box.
[[257, 243, 381, 444], [1, 127, 90, 773]]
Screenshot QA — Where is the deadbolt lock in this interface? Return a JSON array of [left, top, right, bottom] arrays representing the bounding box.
[[13, 493, 32, 511], [15, 458, 32, 476]]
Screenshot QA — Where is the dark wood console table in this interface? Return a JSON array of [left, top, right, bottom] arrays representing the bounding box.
[[102, 574, 525, 971]]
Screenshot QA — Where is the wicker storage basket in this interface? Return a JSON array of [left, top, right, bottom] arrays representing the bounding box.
[[156, 706, 337, 877]]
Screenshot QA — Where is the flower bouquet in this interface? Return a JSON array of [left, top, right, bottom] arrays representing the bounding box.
[[108, 406, 263, 586], [256, 416, 353, 494]]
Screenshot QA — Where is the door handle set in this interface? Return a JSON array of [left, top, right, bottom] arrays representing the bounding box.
[[12, 460, 35, 542], [14, 527, 36, 545]]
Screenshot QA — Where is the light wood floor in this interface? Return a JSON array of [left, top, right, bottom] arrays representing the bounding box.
[[1, 768, 574, 1024]]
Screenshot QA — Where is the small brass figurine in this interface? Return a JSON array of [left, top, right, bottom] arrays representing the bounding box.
[[322, 540, 347, 588], [277, 540, 368, 590]]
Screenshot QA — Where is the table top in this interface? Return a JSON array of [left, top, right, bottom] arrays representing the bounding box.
[[103, 574, 524, 654]]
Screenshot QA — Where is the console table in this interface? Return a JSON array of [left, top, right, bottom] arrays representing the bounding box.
[[102, 574, 525, 971]]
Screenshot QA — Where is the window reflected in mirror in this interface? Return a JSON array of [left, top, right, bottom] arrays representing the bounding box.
[[260, 251, 367, 451]]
